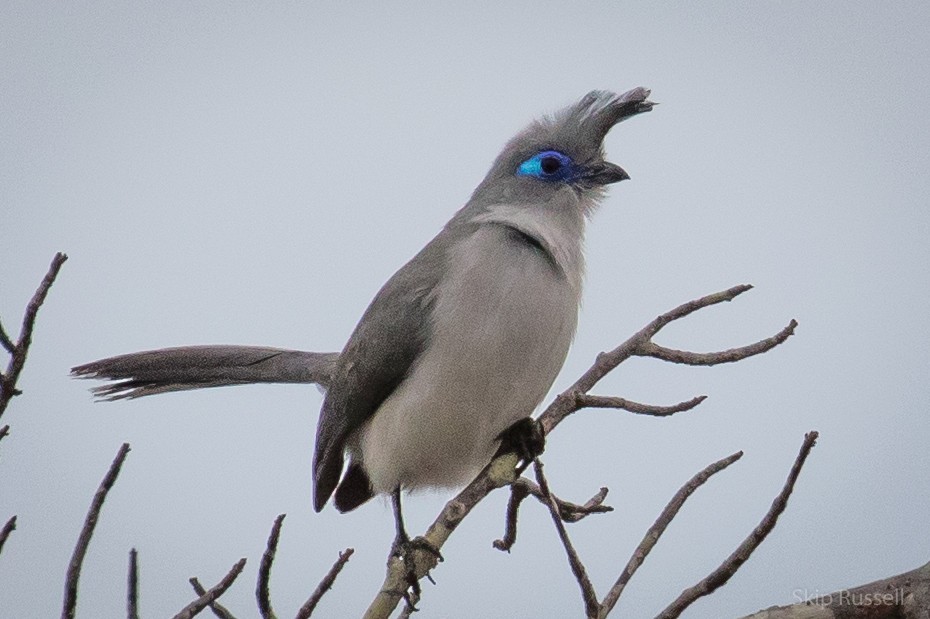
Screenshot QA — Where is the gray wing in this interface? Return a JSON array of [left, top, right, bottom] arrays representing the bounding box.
[[312, 231, 450, 512], [72, 345, 339, 400]]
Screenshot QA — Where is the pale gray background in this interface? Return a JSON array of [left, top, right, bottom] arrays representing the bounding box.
[[2, 2, 929, 618]]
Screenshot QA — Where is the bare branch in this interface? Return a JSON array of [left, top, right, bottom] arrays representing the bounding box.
[[559, 486, 613, 523], [62, 442, 131, 619], [127, 548, 139, 619], [534, 458, 600, 617], [0, 424, 9, 445], [0, 322, 12, 354], [638, 319, 798, 366], [495, 476, 613, 553], [171, 558, 246, 619], [539, 284, 795, 433], [0, 515, 16, 556], [295, 548, 355, 619], [189, 578, 237, 619], [0, 252, 68, 418], [519, 477, 612, 522], [575, 393, 707, 417], [655, 431, 819, 619], [257, 514, 285, 619], [738, 560, 930, 618], [647, 284, 755, 328], [556, 486, 614, 522], [599, 451, 744, 618], [492, 479, 531, 552]]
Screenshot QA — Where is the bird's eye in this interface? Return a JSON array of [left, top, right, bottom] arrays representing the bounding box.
[[540, 155, 562, 175], [517, 150, 573, 181]]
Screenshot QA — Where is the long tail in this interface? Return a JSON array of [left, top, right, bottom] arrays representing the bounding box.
[[72, 345, 339, 400]]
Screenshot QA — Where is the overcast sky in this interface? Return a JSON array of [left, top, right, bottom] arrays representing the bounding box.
[[2, 2, 929, 618]]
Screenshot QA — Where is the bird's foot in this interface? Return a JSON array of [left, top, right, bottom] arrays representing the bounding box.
[[391, 534, 443, 602], [496, 417, 546, 466]]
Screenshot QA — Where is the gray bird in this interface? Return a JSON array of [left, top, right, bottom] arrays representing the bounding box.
[[73, 87, 653, 557]]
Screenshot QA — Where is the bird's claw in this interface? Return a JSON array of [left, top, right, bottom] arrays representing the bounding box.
[[392, 535, 443, 602], [496, 417, 546, 466]]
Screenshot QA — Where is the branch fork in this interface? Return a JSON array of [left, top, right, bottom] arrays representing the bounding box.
[[0, 252, 68, 419]]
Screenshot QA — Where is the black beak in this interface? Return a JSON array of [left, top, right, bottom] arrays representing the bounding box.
[[584, 161, 630, 185]]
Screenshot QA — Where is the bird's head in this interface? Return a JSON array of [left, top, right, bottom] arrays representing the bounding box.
[[466, 87, 654, 216]]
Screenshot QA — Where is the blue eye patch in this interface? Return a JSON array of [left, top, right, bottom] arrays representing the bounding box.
[[516, 150, 575, 182]]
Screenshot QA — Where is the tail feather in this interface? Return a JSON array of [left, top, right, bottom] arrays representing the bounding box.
[[72, 345, 339, 400]]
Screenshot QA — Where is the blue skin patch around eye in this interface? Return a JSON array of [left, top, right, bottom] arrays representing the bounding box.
[[517, 150, 575, 182]]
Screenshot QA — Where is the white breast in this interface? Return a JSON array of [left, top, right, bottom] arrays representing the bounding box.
[[355, 215, 583, 495]]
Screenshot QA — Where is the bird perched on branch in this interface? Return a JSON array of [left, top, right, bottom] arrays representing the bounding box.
[[73, 87, 654, 574]]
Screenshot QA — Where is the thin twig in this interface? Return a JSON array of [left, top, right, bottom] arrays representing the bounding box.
[[638, 319, 798, 366], [556, 486, 614, 522], [189, 578, 237, 619], [0, 252, 68, 418], [171, 558, 246, 619], [0, 424, 9, 445], [555, 486, 613, 523], [654, 431, 819, 619], [0, 515, 17, 556], [494, 478, 611, 552], [62, 442, 131, 619], [519, 477, 612, 522], [575, 394, 707, 417], [493, 479, 531, 552], [534, 459, 599, 618], [0, 321, 14, 353], [257, 514, 285, 619], [599, 451, 744, 618], [295, 548, 354, 619], [127, 548, 139, 619]]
